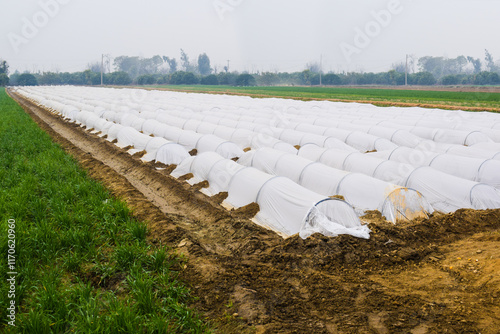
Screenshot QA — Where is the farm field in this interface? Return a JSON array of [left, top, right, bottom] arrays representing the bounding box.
[[148, 85, 500, 111], [0, 88, 208, 333], [5, 85, 500, 333]]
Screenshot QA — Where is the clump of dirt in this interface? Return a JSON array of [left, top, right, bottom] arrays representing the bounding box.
[[177, 173, 193, 181], [162, 164, 178, 175], [192, 180, 209, 191], [329, 194, 345, 201], [189, 148, 198, 156], [361, 209, 388, 224], [212, 191, 228, 204], [243, 147, 252, 152], [231, 202, 260, 220], [132, 150, 147, 158], [147, 160, 169, 169], [294, 145, 301, 150]]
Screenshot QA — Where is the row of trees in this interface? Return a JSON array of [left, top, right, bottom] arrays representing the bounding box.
[[8, 70, 133, 87], [131, 70, 500, 86], [110, 50, 215, 79], [2, 48, 500, 87], [391, 50, 499, 79], [134, 72, 257, 86], [6, 70, 258, 87], [5, 68, 500, 87], [111, 50, 500, 82]]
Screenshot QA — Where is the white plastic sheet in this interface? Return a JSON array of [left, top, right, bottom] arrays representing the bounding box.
[[116, 127, 152, 150], [405, 167, 500, 212], [385, 146, 500, 188], [142, 137, 170, 162], [16, 85, 500, 238], [256, 148, 432, 222], [155, 143, 191, 166]]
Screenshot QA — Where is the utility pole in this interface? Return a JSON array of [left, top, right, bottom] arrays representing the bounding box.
[[226, 59, 230, 73], [405, 54, 408, 86], [101, 54, 104, 86], [319, 54, 323, 86]]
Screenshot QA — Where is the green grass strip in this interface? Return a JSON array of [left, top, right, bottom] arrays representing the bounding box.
[[0, 88, 209, 333]]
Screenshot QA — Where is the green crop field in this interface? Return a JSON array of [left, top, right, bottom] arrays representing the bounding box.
[[0, 88, 209, 333], [149, 85, 500, 111]]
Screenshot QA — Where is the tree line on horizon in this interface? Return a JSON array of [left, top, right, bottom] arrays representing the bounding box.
[[2, 49, 500, 87]]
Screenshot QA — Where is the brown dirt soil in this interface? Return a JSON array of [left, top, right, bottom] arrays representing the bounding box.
[[9, 90, 500, 334], [132, 150, 147, 158], [330, 195, 346, 201]]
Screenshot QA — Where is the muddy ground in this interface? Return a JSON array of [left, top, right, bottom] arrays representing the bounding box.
[[10, 90, 500, 333]]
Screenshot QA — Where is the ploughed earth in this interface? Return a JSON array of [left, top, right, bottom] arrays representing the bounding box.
[[10, 90, 500, 333]]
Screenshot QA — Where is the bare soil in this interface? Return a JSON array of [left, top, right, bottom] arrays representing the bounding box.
[[10, 90, 500, 333]]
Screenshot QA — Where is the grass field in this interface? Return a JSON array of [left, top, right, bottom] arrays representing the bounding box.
[[0, 88, 209, 333], [149, 85, 500, 111]]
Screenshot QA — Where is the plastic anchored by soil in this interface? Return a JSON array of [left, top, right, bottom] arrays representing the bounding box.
[[10, 89, 500, 334]]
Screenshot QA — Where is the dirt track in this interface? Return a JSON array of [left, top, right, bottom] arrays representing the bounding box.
[[10, 90, 500, 333]]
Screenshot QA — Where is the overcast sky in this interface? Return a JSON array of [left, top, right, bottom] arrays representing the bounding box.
[[1, 0, 499, 74]]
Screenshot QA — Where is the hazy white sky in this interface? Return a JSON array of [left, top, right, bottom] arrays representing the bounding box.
[[1, 0, 499, 74]]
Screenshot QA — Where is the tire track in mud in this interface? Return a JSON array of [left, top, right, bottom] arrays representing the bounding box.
[[9, 89, 500, 334]]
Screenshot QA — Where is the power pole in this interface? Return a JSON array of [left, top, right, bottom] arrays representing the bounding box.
[[405, 54, 408, 86], [226, 60, 230, 73], [101, 54, 104, 86]]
